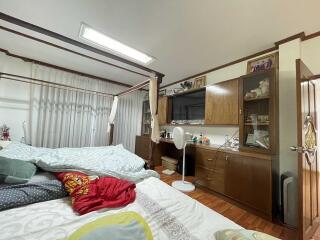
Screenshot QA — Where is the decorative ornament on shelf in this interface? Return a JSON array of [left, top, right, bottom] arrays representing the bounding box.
[[180, 81, 193, 91], [247, 53, 277, 73], [193, 76, 207, 89], [244, 78, 270, 100], [0, 124, 11, 141]]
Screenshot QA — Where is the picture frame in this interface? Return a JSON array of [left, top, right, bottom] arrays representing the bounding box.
[[247, 53, 278, 73], [193, 75, 207, 89]]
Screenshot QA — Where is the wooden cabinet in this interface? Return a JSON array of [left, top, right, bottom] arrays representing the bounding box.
[[239, 69, 278, 154], [225, 153, 272, 219], [205, 79, 239, 125], [135, 135, 162, 167], [141, 100, 151, 135], [195, 148, 226, 195], [158, 96, 169, 125], [194, 147, 273, 220], [135, 135, 151, 160]]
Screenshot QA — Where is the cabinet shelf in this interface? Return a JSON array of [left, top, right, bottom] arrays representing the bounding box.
[[244, 96, 270, 102], [239, 68, 278, 155], [244, 122, 269, 126]]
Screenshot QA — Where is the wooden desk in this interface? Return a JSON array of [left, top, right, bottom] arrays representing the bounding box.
[[135, 135, 275, 221]]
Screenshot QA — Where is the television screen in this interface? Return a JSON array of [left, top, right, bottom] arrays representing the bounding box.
[[171, 89, 205, 120]]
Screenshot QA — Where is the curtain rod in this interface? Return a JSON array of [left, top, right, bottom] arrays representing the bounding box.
[[0, 72, 114, 97], [116, 79, 150, 97], [0, 12, 165, 78], [0, 48, 132, 88]]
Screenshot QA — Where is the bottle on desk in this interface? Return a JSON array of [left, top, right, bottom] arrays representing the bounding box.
[[199, 133, 203, 144]]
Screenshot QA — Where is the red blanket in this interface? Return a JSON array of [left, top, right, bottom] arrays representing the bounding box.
[[55, 172, 136, 215]]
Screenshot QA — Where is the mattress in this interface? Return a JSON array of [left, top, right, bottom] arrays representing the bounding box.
[[0, 177, 242, 240]]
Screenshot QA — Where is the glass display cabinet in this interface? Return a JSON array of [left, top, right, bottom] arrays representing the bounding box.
[[239, 69, 278, 154], [141, 100, 151, 135]]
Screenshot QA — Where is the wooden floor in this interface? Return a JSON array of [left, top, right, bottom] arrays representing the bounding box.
[[156, 166, 297, 240]]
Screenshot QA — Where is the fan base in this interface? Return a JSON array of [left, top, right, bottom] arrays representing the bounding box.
[[172, 180, 195, 192]]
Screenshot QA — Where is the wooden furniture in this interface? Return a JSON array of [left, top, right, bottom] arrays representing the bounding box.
[[158, 78, 239, 126], [135, 135, 151, 160], [295, 59, 319, 240], [154, 138, 274, 220], [156, 166, 296, 240], [194, 146, 272, 220], [141, 100, 151, 135], [158, 96, 169, 125], [239, 69, 278, 154], [205, 78, 239, 125], [135, 135, 162, 167]]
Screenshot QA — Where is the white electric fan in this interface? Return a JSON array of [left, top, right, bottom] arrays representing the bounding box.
[[171, 127, 195, 192]]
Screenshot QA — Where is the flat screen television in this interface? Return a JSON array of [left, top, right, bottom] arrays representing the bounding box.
[[171, 89, 205, 121]]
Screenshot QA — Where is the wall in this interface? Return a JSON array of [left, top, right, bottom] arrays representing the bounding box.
[[301, 36, 320, 74], [0, 52, 32, 141], [278, 39, 301, 178]]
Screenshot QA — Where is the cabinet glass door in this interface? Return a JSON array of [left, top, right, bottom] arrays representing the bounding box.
[[242, 70, 273, 151], [142, 100, 151, 135]]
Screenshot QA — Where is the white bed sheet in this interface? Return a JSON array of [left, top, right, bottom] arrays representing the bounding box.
[[0, 177, 242, 240]]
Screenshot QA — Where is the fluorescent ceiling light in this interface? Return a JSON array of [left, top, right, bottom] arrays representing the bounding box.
[[79, 23, 153, 64]]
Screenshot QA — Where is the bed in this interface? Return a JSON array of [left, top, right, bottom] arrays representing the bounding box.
[[0, 176, 242, 240], [0, 142, 278, 240]]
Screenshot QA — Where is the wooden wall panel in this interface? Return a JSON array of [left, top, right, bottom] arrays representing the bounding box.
[[205, 79, 239, 125]]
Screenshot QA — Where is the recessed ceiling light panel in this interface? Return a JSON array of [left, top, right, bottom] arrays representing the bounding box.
[[79, 23, 153, 64]]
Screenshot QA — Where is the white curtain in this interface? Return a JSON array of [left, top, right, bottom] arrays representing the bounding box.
[[149, 77, 160, 143], [113, 91, 145, 150], [29, 64, 144, 151], [107, 96, 118, 133]]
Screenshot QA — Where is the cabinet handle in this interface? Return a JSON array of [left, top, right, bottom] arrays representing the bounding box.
[[207, 158, 213, 161], [239, 109, 242, 115], [206, 177, 213, 181], [225, 155, 229, 161]]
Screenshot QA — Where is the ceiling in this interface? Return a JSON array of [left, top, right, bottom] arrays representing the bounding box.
[[0, 0, 320, 87]]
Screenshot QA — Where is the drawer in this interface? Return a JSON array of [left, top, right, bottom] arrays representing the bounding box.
[[196, 148, 226, 170], [195, 165, 225, 194], [195, 148, 216, 168]]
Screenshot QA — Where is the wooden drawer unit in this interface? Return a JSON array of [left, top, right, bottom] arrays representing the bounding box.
[[195, 165, 225, 194], [194, 146, 272, 219], [195, 148, 226, 194], [195, 148, 216, 169]]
